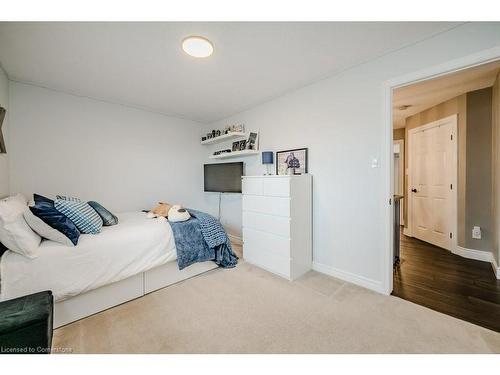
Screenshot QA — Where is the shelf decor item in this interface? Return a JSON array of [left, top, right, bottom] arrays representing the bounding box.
[[246, 132, 259, 150], [262, 151, 274, 175], [234, 124, 245, 133], [201, 131, 246, 146], [276, 148, 308, 175]]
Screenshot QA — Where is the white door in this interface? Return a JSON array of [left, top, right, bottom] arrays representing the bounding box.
[[408, 115, 457, 250]]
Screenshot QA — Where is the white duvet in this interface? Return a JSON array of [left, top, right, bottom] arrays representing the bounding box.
[[0, 212, 177, 302]]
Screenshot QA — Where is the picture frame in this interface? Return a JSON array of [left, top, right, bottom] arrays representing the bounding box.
[[276, 148, 308, 175], [239, 140, 247, 151], [232, 141, 240, 152], [246, 132, 258, 150]]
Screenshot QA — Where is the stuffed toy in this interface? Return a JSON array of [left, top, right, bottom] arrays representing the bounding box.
[[146, 202, 172, 218], [168, 205, 191, 222]]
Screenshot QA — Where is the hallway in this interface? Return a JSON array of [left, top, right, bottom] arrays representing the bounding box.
[[393, 232, 500, 332]]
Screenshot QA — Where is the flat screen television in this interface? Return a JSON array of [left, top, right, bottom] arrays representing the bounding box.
[[204, 162, 243, 193]]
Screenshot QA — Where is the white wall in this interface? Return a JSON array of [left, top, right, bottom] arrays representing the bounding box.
[[203, 22, 500, 290], [9, 82, 207, 213], [0, 67, 9, 198]]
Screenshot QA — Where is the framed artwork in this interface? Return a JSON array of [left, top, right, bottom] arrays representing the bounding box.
[[232, 141, 240, 152], [276, 148, 308, 175], [0, 107, 6, 154], [246, 132, 259, 150], [239, 140, 247, 151]]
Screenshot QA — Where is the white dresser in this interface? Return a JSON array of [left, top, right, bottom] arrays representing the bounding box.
[[242, 175, 312, 280]]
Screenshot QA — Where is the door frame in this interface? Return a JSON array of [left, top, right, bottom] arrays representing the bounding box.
[[393, 138, 405, 225], [406, 114, 458, 251], [382, 45, 500, 295]]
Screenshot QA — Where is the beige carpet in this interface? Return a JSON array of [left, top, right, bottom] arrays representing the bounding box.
[[53, 260, 500, 353]]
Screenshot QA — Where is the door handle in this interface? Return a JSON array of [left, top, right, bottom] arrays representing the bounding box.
[[411, 188, 417, 193]]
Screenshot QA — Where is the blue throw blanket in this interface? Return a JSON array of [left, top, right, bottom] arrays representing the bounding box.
[[169, 209, 238, 270]]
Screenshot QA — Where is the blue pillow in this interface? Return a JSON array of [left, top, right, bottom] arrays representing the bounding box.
[[29, 195, 80, 246], [55, 197, 103, 234], [34, 193, 54, 205], [88, 201, 118, 226]]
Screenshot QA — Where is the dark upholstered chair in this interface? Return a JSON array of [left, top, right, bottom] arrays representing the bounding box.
[[0, 291, 54, 354]]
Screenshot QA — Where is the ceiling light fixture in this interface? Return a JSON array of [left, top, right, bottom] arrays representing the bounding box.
[[182, 36, 214, 58]]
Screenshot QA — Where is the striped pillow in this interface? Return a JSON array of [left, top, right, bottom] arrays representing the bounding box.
[[54, 196, 103, 234]]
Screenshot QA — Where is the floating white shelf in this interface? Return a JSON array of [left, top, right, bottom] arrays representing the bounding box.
[[201, 131, 246, 145], [209, 149, 259, 159]]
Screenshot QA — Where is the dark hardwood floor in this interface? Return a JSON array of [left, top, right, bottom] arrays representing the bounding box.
[[392, 230, 500, 332]]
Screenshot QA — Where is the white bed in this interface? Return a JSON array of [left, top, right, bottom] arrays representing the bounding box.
[[0, 211, 217, 327]]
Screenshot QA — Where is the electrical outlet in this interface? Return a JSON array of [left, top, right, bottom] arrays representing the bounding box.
[[472, 226, 482, 240]]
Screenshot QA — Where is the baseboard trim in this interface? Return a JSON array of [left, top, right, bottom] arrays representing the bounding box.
[[452, 246, 493, 262], [227, 234, 243, 246], [312, 262, 384, 294], [403, 227, 412, 237], [452, 246, 500, 280]]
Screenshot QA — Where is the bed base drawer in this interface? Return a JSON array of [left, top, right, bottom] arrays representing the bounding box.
[[144, 260, 218, 294], [53, 260, 218, 328], [54, 273, 143, 328]]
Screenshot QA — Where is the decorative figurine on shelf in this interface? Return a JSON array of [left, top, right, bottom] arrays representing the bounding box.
[[230, 123, 245, 133]]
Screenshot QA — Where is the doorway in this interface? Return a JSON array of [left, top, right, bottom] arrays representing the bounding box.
[[386, 56, 500, 332]]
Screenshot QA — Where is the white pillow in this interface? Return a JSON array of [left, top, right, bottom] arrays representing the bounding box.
[[24, 206, 75, 247], [0, 193, 41, 258]]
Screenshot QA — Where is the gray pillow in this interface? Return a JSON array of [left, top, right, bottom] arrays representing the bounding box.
[[88, 201, 118, 226], [24, 207, 75, 246]]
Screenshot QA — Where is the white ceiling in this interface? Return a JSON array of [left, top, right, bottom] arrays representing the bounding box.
[[0, 22, 462, 123], [393, 59, 500, 129]]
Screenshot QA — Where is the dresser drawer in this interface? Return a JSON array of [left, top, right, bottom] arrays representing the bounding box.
[[243, 227, 291, 258], [263, 178, 290, 197], [244, 243, 291, 279], [242, 211, 290, 238], [242, 195, 290, 217], [242, 178, 263, 195]]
